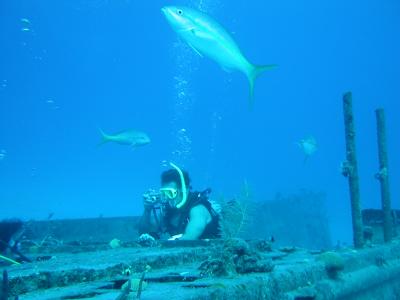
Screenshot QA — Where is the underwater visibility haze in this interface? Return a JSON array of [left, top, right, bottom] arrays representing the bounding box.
[[0, 0, 400, 245]]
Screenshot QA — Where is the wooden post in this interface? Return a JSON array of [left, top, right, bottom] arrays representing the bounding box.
[[342, 92, 364, 248], [375, 108, 393, 242], [1, 270, 8, 300]]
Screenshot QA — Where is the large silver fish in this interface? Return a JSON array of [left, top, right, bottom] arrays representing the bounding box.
[[98, 129, 150, 148], [162, 6, 275, 107]]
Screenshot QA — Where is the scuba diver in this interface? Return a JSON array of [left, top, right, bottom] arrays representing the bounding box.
[[0, 219, 31, 265], [137, 163, 220, 240]]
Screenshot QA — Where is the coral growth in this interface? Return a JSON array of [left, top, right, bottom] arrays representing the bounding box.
[[199, 238, 274, 277], [319, 251, 345, 279], [218, 180, 255, 239]]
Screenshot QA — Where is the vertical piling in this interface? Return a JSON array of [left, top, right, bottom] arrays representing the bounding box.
[[342, 92, 364, 248], [1, 270, 8, 300], [375, 108, 392, 242]]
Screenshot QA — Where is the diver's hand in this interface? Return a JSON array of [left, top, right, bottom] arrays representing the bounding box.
[[143, 198, 156, 210], [168, 234, 183, 241], [142, 189, 160, 209]]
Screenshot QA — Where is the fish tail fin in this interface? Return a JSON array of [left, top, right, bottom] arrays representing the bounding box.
[[98, 128, 110, 146], [247, 64, 277, 109]]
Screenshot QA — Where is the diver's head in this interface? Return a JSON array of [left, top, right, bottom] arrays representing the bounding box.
[[160, 165, 191, 209], [0, 219, 23, 253]]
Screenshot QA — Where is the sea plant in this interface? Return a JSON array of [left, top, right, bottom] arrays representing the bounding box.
[[218, 180, 255, 239]]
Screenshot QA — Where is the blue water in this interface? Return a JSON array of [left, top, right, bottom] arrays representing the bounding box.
[[0, 0, 399, 245]]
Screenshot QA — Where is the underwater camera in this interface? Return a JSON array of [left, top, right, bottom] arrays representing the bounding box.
[[142, 189, 166, 208]]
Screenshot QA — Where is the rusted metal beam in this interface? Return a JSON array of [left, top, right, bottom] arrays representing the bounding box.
[[342, 92, 364, 248], [375, 108, 393, 242]]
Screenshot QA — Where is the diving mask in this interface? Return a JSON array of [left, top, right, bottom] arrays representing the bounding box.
[[159, 187, 178, 200]]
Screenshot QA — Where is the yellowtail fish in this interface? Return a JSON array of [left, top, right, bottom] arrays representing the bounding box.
[[297, 136, 317, 163], [98, 129, 150, 148], [162, 6, 276, 107]]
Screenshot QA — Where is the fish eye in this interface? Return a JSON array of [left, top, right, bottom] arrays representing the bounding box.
[[177, 9, 183, 15]]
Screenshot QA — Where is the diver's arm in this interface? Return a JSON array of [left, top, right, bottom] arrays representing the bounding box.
[[181, 205, 212, 240], [137, 207, 159, 236]]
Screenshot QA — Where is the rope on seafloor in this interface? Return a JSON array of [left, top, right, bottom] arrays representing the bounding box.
[[0, 254, 21, 265]]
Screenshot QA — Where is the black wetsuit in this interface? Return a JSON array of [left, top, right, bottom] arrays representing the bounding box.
[[0, 220, 23, 253], [162, 190, 221, 239]]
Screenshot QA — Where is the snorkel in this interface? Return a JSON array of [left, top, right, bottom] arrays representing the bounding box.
[[169, 162, 188, 209]]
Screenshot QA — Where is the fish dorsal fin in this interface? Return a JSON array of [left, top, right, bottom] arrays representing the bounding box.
[[221, 65, 233, 73], [188, 43, 203, 57]]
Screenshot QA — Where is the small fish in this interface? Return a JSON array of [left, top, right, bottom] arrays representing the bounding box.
[[297, 136, 317, 162], [0, 149, 6, 161], [20, 18, 31, 24], [30, 167, 37, 177], [162, 6, 276, 107], [98, 129, 150, 148], [21, 28, 30, 32]]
